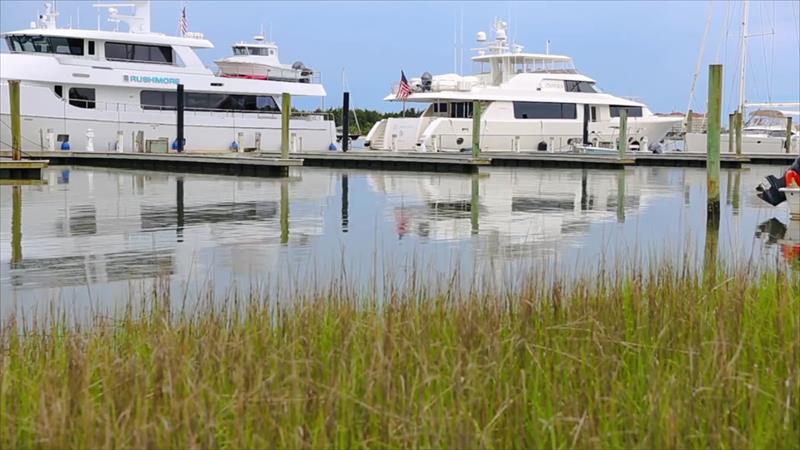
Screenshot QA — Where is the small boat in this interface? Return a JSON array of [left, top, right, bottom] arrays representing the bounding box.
[[215, 35, 315, 83]]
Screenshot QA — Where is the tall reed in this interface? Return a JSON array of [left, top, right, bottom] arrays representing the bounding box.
[[1, 263, 798, 449]]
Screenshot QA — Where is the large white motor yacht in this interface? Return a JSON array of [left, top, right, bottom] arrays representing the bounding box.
[[366, 19, 680, 153], [0, 1, 335, 153]]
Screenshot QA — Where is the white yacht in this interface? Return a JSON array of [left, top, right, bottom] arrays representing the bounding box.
[[0, 2, 335, 153], [215, 35, 316, 83], [365, 19, 680, 153], [684, 107, 799, 154]]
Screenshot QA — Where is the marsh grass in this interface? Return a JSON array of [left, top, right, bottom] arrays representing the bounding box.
[[1, 262, 798, 449]]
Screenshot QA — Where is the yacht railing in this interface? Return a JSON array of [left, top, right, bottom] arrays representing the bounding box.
[[63, 98, 332, 121], [422, 132, 640, 153], [213, 66, 322, 85]]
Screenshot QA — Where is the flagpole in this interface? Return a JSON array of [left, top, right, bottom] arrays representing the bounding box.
[[402, 101, 406, 118]]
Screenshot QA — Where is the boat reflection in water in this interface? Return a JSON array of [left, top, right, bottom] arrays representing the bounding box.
[[755, 217, 800, 265], [0, 164, 792, 318]]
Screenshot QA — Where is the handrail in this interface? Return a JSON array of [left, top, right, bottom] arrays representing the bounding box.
[[61, 97, 332, 121]]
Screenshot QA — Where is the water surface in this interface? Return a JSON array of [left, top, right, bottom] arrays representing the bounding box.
[[1, 164, 794, 317]]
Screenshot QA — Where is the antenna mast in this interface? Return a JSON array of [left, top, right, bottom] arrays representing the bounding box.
[[737, 0, 749, 114]]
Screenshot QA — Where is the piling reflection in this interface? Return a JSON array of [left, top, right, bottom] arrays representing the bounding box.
[[471, 172, 479, 234], [341, 174, 349, 233], [280, 179, 289, 244], [176, 177, 184, 242], [616, 170, 626, 223], [11, 186, 22, 267]]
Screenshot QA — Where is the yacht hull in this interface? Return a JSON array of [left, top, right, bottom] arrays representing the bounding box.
[[367, 115, 680, 152], [0, 80, 335, 153], [684, 132, 798, 154]]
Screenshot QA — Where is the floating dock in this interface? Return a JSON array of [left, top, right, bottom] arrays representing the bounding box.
[[2, 150, 796, 176], [0, 151, 300, 177], [0, 158, 49, 179], [263, 151, 490, 173]]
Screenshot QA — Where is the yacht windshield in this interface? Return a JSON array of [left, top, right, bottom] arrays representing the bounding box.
[[233, 46, 273, 56]]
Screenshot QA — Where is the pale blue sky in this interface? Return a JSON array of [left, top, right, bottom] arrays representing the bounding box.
[[2, 0, 799, 114]]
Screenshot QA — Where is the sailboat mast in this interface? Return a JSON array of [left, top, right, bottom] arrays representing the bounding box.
[[737, 0, 749, 114]]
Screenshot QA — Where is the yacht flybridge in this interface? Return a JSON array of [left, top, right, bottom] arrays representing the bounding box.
[[366, 19, 680, 153], [0, 1, 335, 153]]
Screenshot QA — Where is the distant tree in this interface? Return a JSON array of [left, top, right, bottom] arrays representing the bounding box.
[[311, 107, 423, 135]]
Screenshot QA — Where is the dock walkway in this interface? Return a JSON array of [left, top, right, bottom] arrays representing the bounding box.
[[2, 150, 796, 176]]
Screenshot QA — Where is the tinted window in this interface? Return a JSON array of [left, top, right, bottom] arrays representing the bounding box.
[[105, 42, 173, 64], [54, 85, 63, 98], [609, 105, 643, 118], [564, 80, 597, 93], [448, 102, 473, 118], [88, 41, 95, 55], [69, 88, 95, 109], [141, 90, 279, 112], [6, 35, 83, 55], [256, 96, 279, 112], [514, 102, 577, 119]]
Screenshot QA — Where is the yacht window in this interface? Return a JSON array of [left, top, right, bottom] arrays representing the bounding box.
[[54, 85, 63, 98], [448, 102, 473, 119], [140, 90, 280, 112], [609, 105, 643, 118], [68, 88, 95, 109], [140, 90, 177, 110], [5, 35, 83, 55], [88, 41, 95, 55], [433, 103, 448, 113], [514, 102, 577, 119], [564, 81, 597, 93], [256, 96, 279, 112], [105, 42, 173, 64]]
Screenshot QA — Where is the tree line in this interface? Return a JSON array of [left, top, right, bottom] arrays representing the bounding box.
[[312, 107, 423, 135]]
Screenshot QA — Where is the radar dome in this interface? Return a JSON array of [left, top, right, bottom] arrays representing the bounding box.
[[476, 31, 487, 42]]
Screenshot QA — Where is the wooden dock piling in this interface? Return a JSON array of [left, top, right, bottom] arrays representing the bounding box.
[[582, 104, 590, 145], [735, 110, 743, 156], [617, 109, 628, 158], [706, 64, 722, 219], [281, 93, 291, 159], [9, 80, 21, 160], [472, 101, 481, 158], [342, 92, 350, 152], [728, 113, 735, 153], [176, 84, 185, 153]]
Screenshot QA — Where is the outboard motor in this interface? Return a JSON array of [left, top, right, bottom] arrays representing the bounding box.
[[420, 72, 432, 92], [756, 156, 800, 206]]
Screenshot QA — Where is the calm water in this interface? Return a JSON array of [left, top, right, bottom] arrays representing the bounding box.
[[1, 164, 795, 317]]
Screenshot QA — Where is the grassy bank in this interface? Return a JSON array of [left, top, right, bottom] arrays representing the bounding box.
[[1, 266, 798, 449]]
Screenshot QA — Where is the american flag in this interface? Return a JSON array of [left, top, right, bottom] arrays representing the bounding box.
[[179, 7, 188, 36], [396, 71, 411, 101]]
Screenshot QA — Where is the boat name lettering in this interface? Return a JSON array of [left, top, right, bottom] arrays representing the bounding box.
[[124, 75, 181, 84]]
